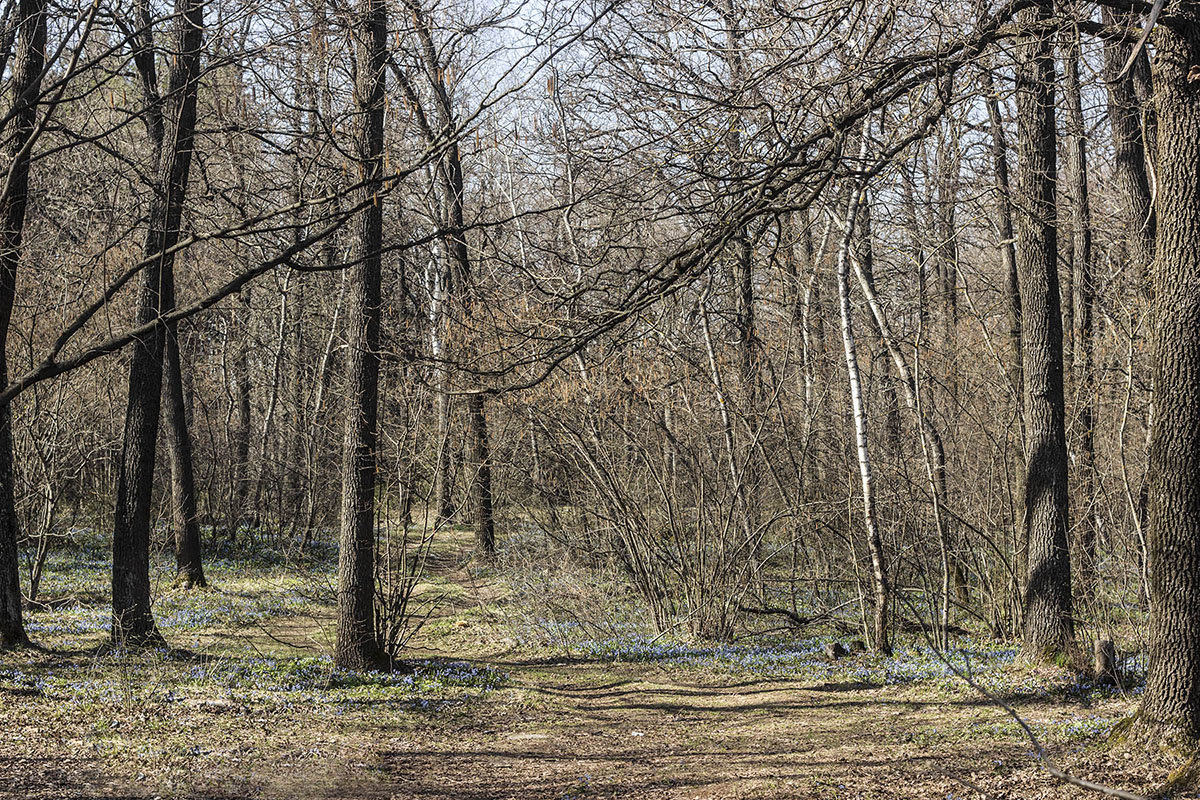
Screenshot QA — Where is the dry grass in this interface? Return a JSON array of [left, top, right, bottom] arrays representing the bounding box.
[[0, 529, 1181, 799]]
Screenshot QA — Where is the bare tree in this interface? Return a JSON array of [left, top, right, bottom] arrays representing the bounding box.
[[0, 0, 46, 649], [111, 0, 205, 647], [982, 64, 1022, 409], [126, 0, 207, 590], [1133, 0, 1200, 746], [835, 131, 890, 656], [335, 0, 389, 671], [1061, 26, 1096, 602], [1013, 0, 1073, 660]]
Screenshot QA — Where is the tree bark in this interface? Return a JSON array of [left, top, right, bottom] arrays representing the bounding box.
[[0, 0, 46, 649], [469, 393, 495, 557], [1062, 29, 1097, 603], [231, 294, 253, 535], [1103, 7, 1156, 296], [112, 0, 204, 648], [165, 309, 206, 588], [1135, 0, 1200, 744], [983, 65, 1023, 407], [1013, 1, 1073, 660], [334, 0, 387, 671], [128, 0, 206, 590], [934, 123, 960, 409], [836, 134, 891, 656]]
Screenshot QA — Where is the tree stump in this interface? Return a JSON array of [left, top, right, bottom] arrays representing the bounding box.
[[825, 642, 848, 660], [1094, 639, 1117, 685]]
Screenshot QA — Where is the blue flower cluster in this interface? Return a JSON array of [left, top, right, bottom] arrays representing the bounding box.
[[203, 535, 339, 571], [157, 591, 307, 631], [25, 606, 110, 636], [184, 655, 507, 695], [1055, 714, 1118, 743], [0, 666, 47, 692], [542, 631, 1020, 687], [519, 624, 1150, 699]]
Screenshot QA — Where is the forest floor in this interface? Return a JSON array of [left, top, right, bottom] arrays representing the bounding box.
[[0, 527, 1186, 799]]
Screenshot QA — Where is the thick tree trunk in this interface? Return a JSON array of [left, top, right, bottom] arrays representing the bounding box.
[[1135, 1, 1200, 744], [334, 0, 387, 671], [0, 0, 46, 649], [1014, 1, 1073, 660], [112, 0, 204, 648]]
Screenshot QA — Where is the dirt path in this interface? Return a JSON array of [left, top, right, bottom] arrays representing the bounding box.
[[331, 659, 1052, 800], [2, 541, 1148, 800], [304, 555, 1142, 800]]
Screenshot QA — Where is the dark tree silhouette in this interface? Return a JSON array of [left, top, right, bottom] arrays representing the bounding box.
[[0, 0, 47, 649], [335, 0, 388, 671], [111, 0, 205, 647]]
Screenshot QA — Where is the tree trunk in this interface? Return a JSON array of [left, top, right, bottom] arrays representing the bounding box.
[[165, 315, 206, 589], [1013, 1, 1073, 660], [0, 0, 46, 649], [1135, 1, 1200, 744], [1103, 7, 1156, 296], [128, 0, 207, 591], [851, 197, 954, 650], [1129, 42, 1158, 190], [1062, 29, 1097, 603], [836, 134, 890, 656], [334, 0, 387, 671], [433, 393, 455, 523], [983, 65, 1023, 407], [469, 393, 495, 557], [231, 295, 253, 535], [112, 0, 204, 648], [429, 252, 454, 524], [934, 123, 960, 409]]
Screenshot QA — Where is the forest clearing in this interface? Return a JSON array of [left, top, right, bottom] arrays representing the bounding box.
[[0, 528, 1157, 799], [5, 0, 1200, 796]]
